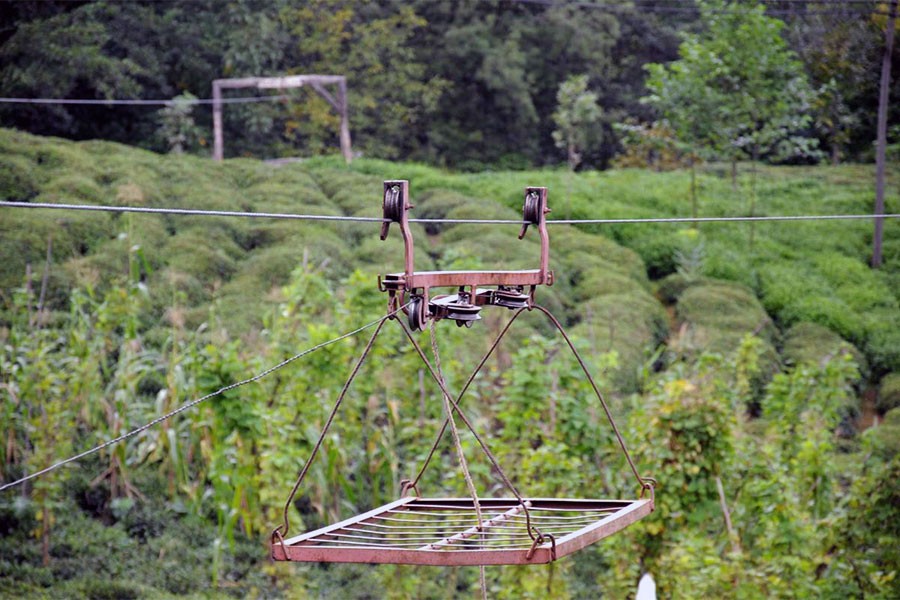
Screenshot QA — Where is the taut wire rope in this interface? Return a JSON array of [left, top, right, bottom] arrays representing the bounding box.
[[0, 306, 404, 493], [428, 320, 488, 600], [2, 201, 899, 226], [0, 95, 290, 106]]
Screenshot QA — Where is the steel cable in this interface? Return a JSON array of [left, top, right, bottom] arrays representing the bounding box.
[[0, 308, 401, 493], [3, 200, 898, 226], [0, 95, 290, 106]]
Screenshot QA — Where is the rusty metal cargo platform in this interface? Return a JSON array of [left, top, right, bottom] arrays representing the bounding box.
[[271, 497, 653, 565]]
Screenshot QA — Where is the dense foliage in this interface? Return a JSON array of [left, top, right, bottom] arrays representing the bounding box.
[[0, 129, 898, 597], [0, 0, 896, 168]]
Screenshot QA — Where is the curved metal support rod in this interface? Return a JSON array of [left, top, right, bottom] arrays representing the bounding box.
[[272, 316, 390, 550], [408, 307, 529, 490], [392, 317, 548, 546], [531, 305, 654, 499]]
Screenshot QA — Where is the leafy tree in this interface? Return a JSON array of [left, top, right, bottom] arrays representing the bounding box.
[[645, 1, 818, 242], [280, 0, 440, 160], [157, 93, 200, 154], [552, 75, 603, 170], [785, 14, 877, 164], [645, 1, 818, 166]]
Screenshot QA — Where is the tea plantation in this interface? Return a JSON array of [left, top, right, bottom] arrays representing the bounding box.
[[1, 129, 898, 598]]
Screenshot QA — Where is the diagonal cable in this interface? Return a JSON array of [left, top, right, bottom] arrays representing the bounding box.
[[0, 310, 398, 493]]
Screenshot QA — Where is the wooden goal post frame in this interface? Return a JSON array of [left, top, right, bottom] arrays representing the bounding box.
[[211, 74, 352, 163]]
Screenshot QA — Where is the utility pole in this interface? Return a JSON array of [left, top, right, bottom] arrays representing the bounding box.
[[873, 0, 898, 268]]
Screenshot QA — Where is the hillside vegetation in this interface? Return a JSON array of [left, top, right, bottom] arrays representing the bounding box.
[[1, 129, 899, 598]]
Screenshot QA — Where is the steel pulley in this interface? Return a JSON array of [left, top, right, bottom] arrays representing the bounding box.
[[407, 295, 426, 331], [377, 181, 552, 332]]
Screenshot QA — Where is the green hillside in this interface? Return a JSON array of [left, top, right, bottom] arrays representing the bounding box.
[[1, 129, 899, 598]]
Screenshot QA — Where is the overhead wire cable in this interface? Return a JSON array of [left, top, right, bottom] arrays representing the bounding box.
[[1, 200, 898, 226], [0, 95, 290, 106], [0, 305, 406, 493], [507, 0, 888, 16]]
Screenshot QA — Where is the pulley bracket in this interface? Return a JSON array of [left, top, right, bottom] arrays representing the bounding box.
[[379, 180, 553, 331]]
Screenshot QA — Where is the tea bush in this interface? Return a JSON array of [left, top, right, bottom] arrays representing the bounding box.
[[877, 373, 900, 414]]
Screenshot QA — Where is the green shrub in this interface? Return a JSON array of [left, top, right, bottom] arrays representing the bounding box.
[[412, 189, 472, 234], [676, 281, 776, 353], [574, 268, 646, 302], [655, 272, 707, 305], [783, 322, 867, 376], [673, 280, 780, 396], [863, 408, 900, 461], [620, 230, 682, 279], [878, 373, 900, 414], [573, 290, 668, 392], [0, 155, 38, 201], [553, 228, 649, 287], [42, 174, 106, 202], [164, 229, 240, 281], [702, 240, 755, 289], [861, 307, 900, 374], [352, 236, 435, 273]]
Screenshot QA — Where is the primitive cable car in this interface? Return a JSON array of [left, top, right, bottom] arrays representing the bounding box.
[[270, 181, 655, 566]]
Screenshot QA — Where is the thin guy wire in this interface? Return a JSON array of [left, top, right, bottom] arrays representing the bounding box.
[[0, 95, 290, 106], [0, 309, 398, 493], [3, 201, 899, 226]]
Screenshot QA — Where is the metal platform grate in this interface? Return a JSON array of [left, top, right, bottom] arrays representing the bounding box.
[[272, 497, 653, 565]]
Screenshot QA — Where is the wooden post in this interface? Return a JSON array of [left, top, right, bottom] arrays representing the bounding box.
[[211, 74, 351, 163], [873, 0, 898, 268], [212, 81, 224, 161], [338, 79, 353, 164]]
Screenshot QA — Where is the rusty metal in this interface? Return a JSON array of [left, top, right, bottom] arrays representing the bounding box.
[[271, 498, 652, 565], [380, 181, 553, 330], [270, 181, 655, 568]]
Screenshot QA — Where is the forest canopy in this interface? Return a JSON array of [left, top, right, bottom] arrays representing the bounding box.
[[0, 0, 896, 168]]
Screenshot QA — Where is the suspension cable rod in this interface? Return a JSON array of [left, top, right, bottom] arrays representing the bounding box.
[[0, 308, 402, 493], [3, 201, 898, 226]]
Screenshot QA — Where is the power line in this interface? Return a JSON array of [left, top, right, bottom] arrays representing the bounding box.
[[0, 95, 289, 107], [0, 307, 402, 493], [550, 214, 900, 224], [508, 0, 887, 16], [2, 200, 899, 226]]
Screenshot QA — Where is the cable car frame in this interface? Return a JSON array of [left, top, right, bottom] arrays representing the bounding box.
[[271, 181, 655, 566]]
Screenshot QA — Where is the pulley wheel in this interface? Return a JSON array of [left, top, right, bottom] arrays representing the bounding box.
[[494, 288, 530, 309], [523, 191, 541, 224], [408, 296, 426, 331], [445, 302, 481, 327], [384, 186, 403, 221]]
